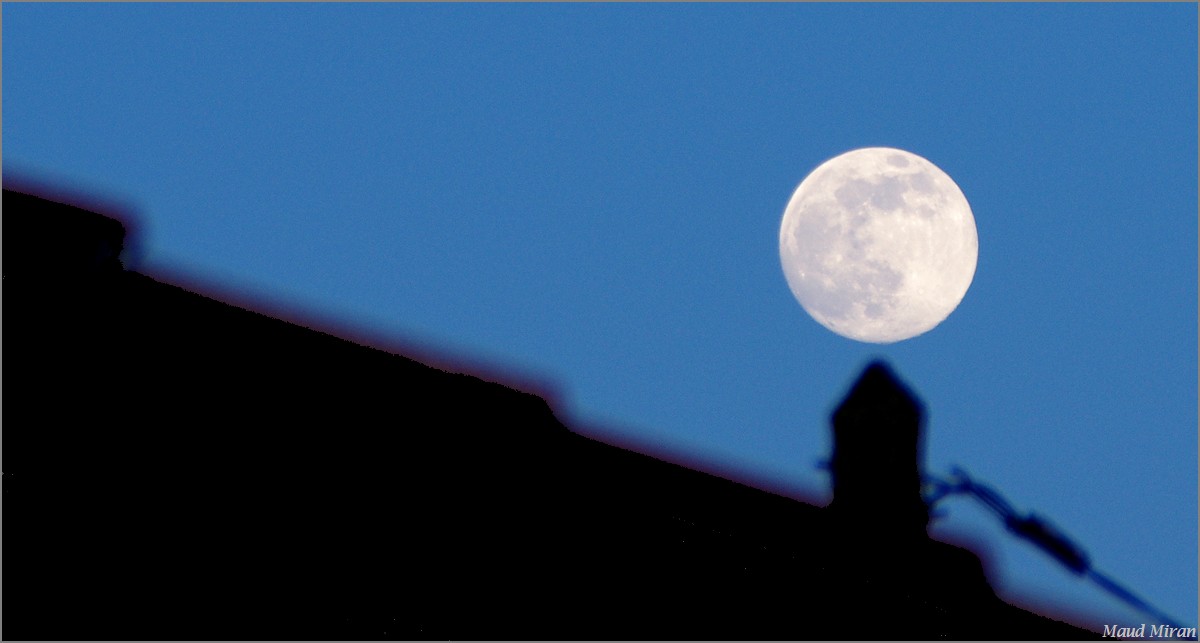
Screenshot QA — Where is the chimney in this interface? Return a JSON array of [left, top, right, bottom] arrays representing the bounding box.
[[828, 360, 929, 540]]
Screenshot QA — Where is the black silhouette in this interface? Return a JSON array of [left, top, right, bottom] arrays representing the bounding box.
[[3, 187, 1100, 640]]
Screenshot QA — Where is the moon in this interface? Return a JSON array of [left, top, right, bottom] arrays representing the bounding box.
[[779, 147, 978, 343]]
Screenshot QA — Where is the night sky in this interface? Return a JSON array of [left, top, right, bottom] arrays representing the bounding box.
[[4, 3, 1195, 629]]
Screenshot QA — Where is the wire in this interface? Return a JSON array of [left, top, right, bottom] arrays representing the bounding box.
[[924, 466, 1192, 634], [1087, 568, 1189, 633]]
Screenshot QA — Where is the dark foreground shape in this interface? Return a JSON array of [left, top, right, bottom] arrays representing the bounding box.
[[2, 188, 1099, 640]]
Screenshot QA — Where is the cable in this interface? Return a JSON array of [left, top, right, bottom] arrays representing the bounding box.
[[924, 466, 1193, 634], [1087, 568, 1189, 633]]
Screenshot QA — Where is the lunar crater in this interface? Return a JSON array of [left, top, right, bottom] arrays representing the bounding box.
[[779, 147, 977, 343]]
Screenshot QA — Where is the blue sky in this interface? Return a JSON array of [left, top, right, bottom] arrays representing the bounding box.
[[5, 2, 1195, 630]]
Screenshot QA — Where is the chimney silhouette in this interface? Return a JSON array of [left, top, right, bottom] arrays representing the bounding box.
[[829, 360, 929, 540]]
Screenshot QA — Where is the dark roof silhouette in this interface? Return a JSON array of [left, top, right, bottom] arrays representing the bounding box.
[[2, 188, 1100, 640]]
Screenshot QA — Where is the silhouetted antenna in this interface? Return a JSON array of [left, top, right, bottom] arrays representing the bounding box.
[[925, 466, 1192, 634]]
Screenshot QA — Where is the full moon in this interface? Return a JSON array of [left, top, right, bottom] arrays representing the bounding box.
[[779, 147, 978, 343]]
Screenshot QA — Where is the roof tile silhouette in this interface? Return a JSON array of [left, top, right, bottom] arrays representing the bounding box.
[[2, 188, 1099, 640]]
